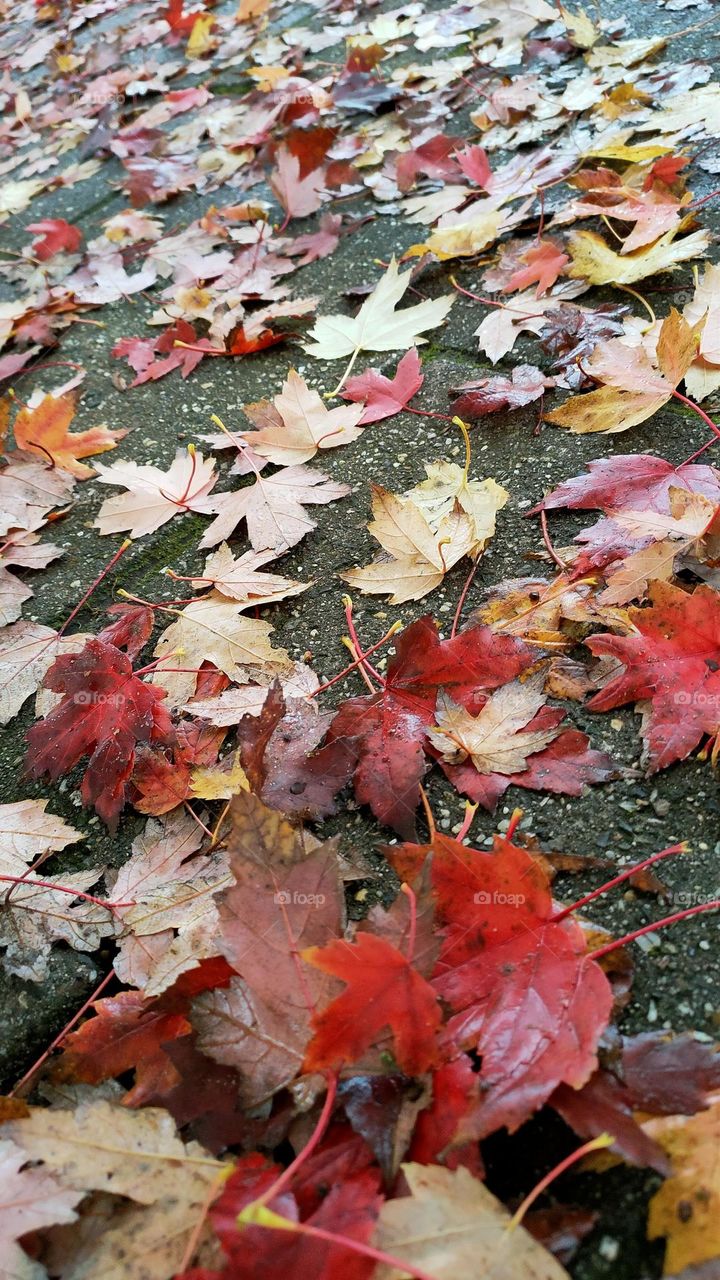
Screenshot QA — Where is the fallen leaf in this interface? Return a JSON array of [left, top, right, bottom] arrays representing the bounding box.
[[0, 1138, 81, 1277], [587, 581, 720, 770], [241, 368, 365, 465], [108, 809, 232, 996], [13, 391, 125, 479], [428, 673, 562, 775], [568, 225, 710, 286], [302, 257, 454, 360], [343, 348, 424, 423], [270, 146, 325, 218], [94, 447, 218, 538], [374, 1162, 570, 1279], [151, 592, 292, 707], [304, 933, 443, 1075], [201, 464, 351, 552], [406, 206, 505, 261], [645, 1095, 720, 1275], [451, 365, 553, 418], [25, 638, 174, 827], [0, 798, 82, 874], [535, 453, 720, 515], [26, 218, 83, 260], [503, 239, 570, 297], [326, 616, 534, 836], [193, 792, 344, 1104], [545, 309, 699, 434], [0, 622, 88, 726], [0, 866, 112, 982], [344, 465, 506, 603], [193, 543, 309, 606], [0, 1095, 223, 1278]]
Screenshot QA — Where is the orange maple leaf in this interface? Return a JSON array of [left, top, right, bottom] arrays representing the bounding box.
[[13, 393, 126, 480]]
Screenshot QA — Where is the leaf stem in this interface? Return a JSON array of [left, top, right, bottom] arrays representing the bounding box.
[[58, 539, 132, 638], [325, 346, 362, 399], [312, 622, 402, 696], [343, 596, 385, 686], [539, 510, 568, 571], [671, 388, 720, 443], [552, 842, 686, 922], [589, 897, 720, 961], [271, 1218, 440, 1280], [10, 968, 115, 1098], [401, 882, 418, 963], [0, 875, 136, 911], [456, 800, 478, 841], [450, 556, 480, 639], [255, 1074, 338, 1207], [506, 1133, 614, 1231]]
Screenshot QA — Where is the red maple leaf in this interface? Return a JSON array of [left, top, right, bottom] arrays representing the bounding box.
[[450, 365, 553, 419], [436, 919, 613, 1137], [643, 154, 689, 190], [532, 453, 720, 516], [455, 144, 492, 188], [181, 1142, 381, 1280], [587, 581, 720, 770], [502, 239, 569, 298], [26, 218, 83, 261], [303, 932, 443, 1075], [395, 135, 461, 192], [438, 712, 617, 812], [235, 683, 355, 820], [55, 958, 234, 1106], [408, 1056, 484, 1174], [393, 831, 613, 1136], [164, 0, 206, 33], [97, 603, 155, 661], [113, 320, 217, 386], [25, 638, 174, 827], [326, 616, 534, 837], [343, 349, 424, 424]]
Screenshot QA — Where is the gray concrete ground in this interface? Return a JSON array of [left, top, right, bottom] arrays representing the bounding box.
[[1, 0, 720, 1274]]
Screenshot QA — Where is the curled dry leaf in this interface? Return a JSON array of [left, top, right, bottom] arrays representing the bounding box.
[[344, 464, 508, 603]]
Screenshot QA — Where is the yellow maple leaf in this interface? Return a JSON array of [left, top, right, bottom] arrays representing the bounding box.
[[406, 209, 503, 261], [545, 309, 699, 434], [186, 14, 215, 56], [559, 4, 599, 48], [191, 752, 249, 800], [645, 1094, 720, 1275], [568, 224, 710, 286]]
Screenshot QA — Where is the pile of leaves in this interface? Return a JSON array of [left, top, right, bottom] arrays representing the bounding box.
[[3, 0, 720, 1275]]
